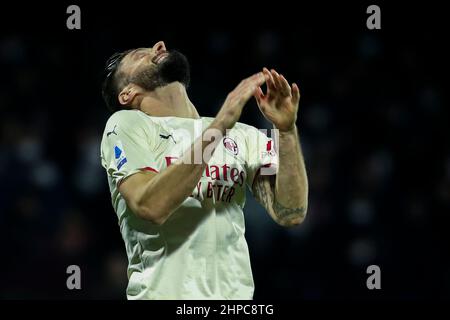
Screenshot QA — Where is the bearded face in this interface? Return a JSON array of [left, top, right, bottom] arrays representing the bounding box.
[[129, 50, 190, 91]]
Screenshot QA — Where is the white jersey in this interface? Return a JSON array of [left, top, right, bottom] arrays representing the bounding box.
[[100, 109, 277, 299]]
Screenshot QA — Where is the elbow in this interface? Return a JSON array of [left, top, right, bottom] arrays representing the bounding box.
[[273, 202, 308, 228], [134, 204, 169, 226], [276, 214, 306, 227]]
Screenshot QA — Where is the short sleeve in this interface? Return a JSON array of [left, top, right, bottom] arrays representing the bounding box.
[[245, 127, 278, 189], [100, 110, 159, 187]]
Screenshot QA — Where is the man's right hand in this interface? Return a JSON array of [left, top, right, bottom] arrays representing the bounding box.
[[211, 72, 268, 132]]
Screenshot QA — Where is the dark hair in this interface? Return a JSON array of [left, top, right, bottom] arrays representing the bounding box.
[[101, 50, 132, 112]]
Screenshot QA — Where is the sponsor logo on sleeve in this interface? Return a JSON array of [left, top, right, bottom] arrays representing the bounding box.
[[159, 133, 176, 144], [107, 125, 118, 137], [261, 139, 277, 158], [114, 141, 127, 170]]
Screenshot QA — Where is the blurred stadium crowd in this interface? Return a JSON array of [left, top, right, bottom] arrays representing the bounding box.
[[0, 6, 448, 299]]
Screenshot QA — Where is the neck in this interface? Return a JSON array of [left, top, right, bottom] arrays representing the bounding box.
[[135, 82, 200, 119]]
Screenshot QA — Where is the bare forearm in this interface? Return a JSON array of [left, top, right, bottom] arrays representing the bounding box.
[[274, 125, 308, 225]]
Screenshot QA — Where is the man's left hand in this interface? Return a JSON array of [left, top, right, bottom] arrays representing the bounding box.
[[254, 68, 300, 132]]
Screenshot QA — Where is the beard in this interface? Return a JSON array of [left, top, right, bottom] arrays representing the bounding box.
[[130, 50, 190, 91]]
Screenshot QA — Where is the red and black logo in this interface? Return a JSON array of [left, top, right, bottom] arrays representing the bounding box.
[[223, 137, 239, 156]]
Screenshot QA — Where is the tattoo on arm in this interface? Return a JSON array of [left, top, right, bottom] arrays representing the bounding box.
[[253, 175, 306, 225], [253, 175, 274, 211], [272, 200, 306, 224]]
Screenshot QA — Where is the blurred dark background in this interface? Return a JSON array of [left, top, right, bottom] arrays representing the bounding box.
[[0, 2, 448, 299]]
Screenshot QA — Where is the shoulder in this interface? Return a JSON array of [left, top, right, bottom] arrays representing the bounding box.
[[233, 121, 269, 140], [101, 110, 161, 152], [104, 110, 161, 134], [105, 110, 145, 130], [233, 121, 258, 132]]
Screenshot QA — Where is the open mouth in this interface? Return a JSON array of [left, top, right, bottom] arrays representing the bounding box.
[[152, 51, 169, 64]]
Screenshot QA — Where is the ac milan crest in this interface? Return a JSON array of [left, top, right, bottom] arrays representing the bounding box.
[[223, 137, 239, 156]]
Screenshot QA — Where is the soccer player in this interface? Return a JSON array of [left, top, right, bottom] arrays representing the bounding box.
[[100, 41, 308, 299]]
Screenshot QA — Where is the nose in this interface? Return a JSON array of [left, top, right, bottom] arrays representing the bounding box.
[[153, 41, 166, 54]]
